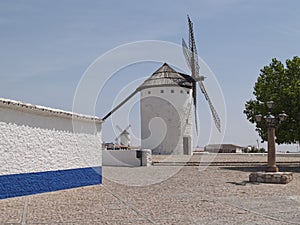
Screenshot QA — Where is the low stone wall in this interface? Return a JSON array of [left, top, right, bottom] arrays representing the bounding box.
[[0, 98, 102, 199], [103, 149, 152, 167]]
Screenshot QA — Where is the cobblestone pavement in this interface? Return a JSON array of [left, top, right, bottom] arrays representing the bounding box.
[[1, 155, 300, 224]]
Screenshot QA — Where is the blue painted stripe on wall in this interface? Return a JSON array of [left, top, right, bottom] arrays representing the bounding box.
[[0, 167, 102, 199]]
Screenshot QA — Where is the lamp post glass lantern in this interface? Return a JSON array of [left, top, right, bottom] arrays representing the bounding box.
[[279, 111, 288, 122], [255, 114, 262, 122], [264, 113, 275, 125], [255, 101, 288, 172], [266, 100, 274, 109]]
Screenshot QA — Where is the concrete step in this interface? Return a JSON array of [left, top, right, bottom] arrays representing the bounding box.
[[152, 161, 300, 166]]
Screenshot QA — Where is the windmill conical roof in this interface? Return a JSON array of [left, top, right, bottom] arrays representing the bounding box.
[[138, 63, 193, 90]]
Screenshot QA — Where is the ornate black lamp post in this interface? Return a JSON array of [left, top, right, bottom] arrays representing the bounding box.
[[255, 101, 288, 172]]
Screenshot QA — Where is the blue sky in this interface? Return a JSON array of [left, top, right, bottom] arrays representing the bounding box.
[[1, 0, 300, 151]]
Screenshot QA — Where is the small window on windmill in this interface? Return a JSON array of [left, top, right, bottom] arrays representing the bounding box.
[[160, 90, 164, 93], [180, 90, 183, 94], [148, 91, 151, 94], [171, 89, 174, 93], [187, 91, 190, 94]]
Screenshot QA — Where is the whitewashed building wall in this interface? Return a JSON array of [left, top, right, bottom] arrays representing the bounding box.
[[138, 63, 194, 155], [0, 98, 102, 199], [140, 86, 193, 155]]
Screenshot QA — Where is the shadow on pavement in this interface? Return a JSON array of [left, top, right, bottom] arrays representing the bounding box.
[[220, 166, 300, 173]]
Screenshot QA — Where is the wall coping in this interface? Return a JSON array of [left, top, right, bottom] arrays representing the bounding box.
[[0, 98, 102, 123]]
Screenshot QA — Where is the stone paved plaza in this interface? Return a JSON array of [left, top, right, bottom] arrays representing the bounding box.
[[1, 154, 300, 224]]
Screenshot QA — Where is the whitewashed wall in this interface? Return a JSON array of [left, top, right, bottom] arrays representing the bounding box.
[[103, 150, 141, 167], [103, 149, 152, 167], [140, 86, 193, 155], [0, 98, 102, 199]]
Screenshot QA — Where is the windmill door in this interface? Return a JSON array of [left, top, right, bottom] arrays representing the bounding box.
[[183, 136, 191, 155]]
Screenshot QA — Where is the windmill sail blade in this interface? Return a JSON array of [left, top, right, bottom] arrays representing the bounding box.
[[187, 16, 200, 79], [182, 38, 200, 78], [192, 83, 198, 133], [193, 103, 199, 134], [196, 79, 221, 132], [182, 15, 221, 133], [182, 38, 193, 69], [102, 89, 139, 121], [188, 16, 196, 55], [116, 125, 123, 133], [124, 124, 131, 132], [182, 100, 198, 138], [183, 18, 200, 118], [115, 134, 121, 142], [116, 124, 131, 133], [182, 42, 199, 80], [182, 38, 198, 134], [191, 51, 221, 132]]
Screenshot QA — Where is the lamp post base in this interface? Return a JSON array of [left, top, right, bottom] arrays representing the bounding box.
[[249, 172, 293, 184], [265, 166, 279, 172]]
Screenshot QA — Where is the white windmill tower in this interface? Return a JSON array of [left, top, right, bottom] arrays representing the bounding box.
[[115, 125, 131, 147], [138, 63, 194, 155], [102, 16, 221, 155]]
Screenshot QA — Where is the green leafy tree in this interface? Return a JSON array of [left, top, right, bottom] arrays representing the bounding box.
[[244, 56, 300, 145]]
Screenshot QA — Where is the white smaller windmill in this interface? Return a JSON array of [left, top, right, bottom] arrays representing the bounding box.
[[115, 125, 131, 146]]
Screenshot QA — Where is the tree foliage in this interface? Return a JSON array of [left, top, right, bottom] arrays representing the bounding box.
[[244, 56, 300, 144]]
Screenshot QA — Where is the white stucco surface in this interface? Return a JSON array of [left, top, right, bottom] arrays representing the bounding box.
[[103, 149, 151, 167], [140, 86, 193, 155], [103, 150, 141, 167], [0, 98, 102, 175]]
